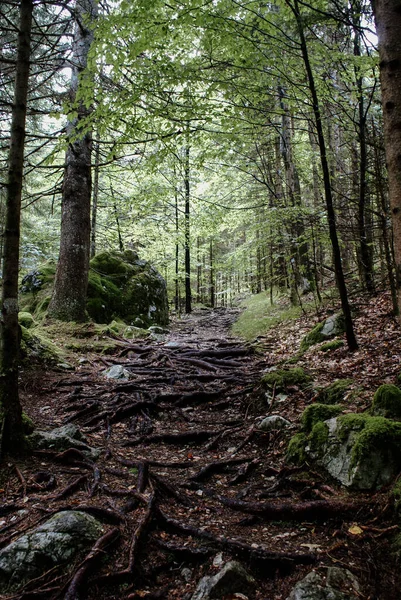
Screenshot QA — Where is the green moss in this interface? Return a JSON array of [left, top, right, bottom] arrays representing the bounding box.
[[18, 312, 35, 329], [309, 421, 329, 454], [337, 414, 401, 469], [315, 379, 353, 405], [261, 367, 312, 391], [301, 403, 343, 432], [20, 251, 169, 327], [372, 384, 401, 419], [319, 340, 344, 352], [286, 432, 307, 464], [22, 413, 35, 434], [300, 322, 324, 352], [20, 325, 64, 364]]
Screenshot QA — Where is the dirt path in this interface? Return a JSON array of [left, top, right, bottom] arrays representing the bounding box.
[[3, 308, 398, 599]]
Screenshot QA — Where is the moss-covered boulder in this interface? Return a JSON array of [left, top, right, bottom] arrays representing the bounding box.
[[315, 379, 353, 405], [300, 313, 345, 352], [261, 367, 312, 392], [87, 250, 168, 327], [20, 250, 169, 327], [371, 384, 401, 419], [289, 409, 401, 489], [301, 403, 343, 431]]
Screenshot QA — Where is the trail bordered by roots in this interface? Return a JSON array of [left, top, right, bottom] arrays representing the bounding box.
[[4, 306, 399, 599]]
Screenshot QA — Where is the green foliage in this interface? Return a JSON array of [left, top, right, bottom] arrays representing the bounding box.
[[315, 379, 353, 405], [371, 384, 401, 419], [262, 367, 312, 392], [301, 403, 343, 432]]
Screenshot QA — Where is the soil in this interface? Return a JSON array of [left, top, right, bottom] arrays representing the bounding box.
[[2, 292, 401, 600]]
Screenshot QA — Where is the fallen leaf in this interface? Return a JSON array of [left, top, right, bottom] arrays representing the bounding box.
[[348, 524, 363, 535]]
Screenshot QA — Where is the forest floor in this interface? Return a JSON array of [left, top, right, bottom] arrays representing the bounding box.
[[3, 290, 401, 599]]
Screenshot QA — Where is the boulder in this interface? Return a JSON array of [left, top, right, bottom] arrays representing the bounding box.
[[300, 313, 345, 352], [306, 414, 401, 490], [191, 561, 255, 600], [19, 250, 169, 328], [87, 250, 169, 327], [28, 424, 100, 460], [0, 511, 103, 592], [286, 567, 360, 600]]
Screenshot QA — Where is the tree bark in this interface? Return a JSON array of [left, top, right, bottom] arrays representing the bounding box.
[[184, 141, 192, 314], [48, 0, 98, 322], [0, 0, 33, 455], [289, 0, 358, 350], [372, 0, 401, 315]]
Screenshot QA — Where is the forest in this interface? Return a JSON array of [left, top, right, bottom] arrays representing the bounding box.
[[1, 0, 401, 598]]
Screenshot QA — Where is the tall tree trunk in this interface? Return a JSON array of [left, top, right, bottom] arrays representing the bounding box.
[[352, 3, 375, 293], [0, 0, 33, 455], [48, 0, 97, 322], [209, 239, 215, 308], [90, 137, 100, 258], [372, 0, 401, 315], [184, 141, 192, 314], [289, 0, 358, 350]]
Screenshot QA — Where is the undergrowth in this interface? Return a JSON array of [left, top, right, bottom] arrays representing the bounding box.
[[231, 291, 317, 340]]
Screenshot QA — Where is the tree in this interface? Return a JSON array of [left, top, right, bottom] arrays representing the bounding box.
[[0, 0, 33, 455], [48, 0, 98, 322], [372, 0, 401, 316]]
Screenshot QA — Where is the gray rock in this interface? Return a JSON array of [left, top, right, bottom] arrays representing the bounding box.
[[191, 561, 255, 600], [104, 364, 131, 380], [286, 567, 360, 600], [321, 314, 345, 337], [28, 424, 100, 460], [258, 415, 292, 431], [307, 416, 401, 490], [148, 325, 169, 334], [0, 511, 104, 592]]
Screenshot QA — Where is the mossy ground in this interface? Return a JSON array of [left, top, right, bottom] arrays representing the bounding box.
[[315, 379, 353, 405], [262, 367, 312, 392]]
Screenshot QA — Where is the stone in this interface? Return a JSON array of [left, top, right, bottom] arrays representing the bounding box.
[[148, 325, 169, 334], [27, 424, 100, 460], [286, 567, 360, 600], [104, 364, 131, 380], [191, 561, 255, 600], [300, 314, 345, 352], [0, 511, 103, 592], [306, 415, 401, 490], [258, 415, 292, 431], [87, 250, 169, 327]]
